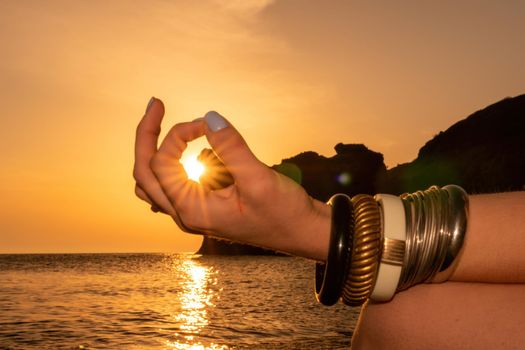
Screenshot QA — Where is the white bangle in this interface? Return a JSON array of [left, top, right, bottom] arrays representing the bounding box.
[[370, 194, 406, 302]]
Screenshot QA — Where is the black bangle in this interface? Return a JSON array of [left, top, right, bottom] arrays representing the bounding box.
[[315, 194, 354, 306]]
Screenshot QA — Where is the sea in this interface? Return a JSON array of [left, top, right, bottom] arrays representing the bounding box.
[[0, 254, 359, 349]]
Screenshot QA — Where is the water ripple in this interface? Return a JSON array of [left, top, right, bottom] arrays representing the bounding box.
[[0, 254, 357, 349]]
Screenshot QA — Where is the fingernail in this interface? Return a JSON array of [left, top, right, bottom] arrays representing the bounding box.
[[204, 111, 228, 132], [146, 97, 155, 113]]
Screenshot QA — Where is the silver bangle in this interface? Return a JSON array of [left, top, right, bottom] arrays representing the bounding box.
[[431, 185, 469, 283], [397, 185, 469, 291]]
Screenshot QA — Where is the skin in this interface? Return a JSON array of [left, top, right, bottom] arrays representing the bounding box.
[[353, 283, 525, 350], [134, 98, 525, 349], [352, 192, 525, 349], [133, 98, 331, 259]]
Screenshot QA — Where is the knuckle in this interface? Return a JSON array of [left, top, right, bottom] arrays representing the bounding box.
[[165, 124, 183, 142], [171, 123, 184, 133], [134, 185, 150, 203], [132, 167, 143, 183], [136, 119, 160, 137], [150, 153, 162, 171]]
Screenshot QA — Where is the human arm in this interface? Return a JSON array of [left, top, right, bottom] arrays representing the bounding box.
[[133, 98, 525, 283], [134, 98, 525, 350], [450, 191, 525, 283], [133, 98, 331, 260], [351, 282, 525, 350]]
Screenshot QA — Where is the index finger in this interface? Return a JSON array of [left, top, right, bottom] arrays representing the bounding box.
[[151, 120, 216, 229], [151, 120, 207, 202]]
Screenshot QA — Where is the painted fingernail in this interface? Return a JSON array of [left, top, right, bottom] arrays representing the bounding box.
[[146, 97, 155, 113], [204, 111, 228, 132]]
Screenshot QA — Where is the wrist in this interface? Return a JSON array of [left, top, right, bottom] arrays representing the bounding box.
[[279, 197, 331, 261], [307, 198, 331, 261]]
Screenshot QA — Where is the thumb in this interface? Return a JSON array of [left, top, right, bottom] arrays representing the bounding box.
[[203, 111, 264, 185]]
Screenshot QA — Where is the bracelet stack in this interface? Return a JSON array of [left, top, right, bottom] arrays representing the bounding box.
[[315, 184, 469, 306]]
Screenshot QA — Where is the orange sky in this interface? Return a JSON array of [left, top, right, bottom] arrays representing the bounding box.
[[1, 1, 524, 253]]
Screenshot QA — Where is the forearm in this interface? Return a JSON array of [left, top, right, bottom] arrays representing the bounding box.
[[451, 191, 525, 283], [352, 282, 525, 350], [310, 192, 525, 283], [351, 192, 525, 349]]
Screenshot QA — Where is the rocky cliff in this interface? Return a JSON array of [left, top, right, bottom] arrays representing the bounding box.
[[382, 95, 525, 194]]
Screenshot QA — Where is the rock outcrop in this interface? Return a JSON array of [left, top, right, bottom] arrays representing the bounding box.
[[274, 143, 386, 200], [381, 95, 525, 194]]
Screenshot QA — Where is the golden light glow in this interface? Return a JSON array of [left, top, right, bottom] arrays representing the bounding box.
[[166, 257, 227, 350], [2, 2, 523, 254], [182, 156, 205, 182]]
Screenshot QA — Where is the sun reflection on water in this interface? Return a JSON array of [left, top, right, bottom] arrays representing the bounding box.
[[166, 257, 227, 350]]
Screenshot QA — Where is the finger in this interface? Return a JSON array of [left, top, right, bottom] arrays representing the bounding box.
[[135, 184, 167, 214], [152, 121, 206, 203], [135, 184, 153, 204], [134, 97, 176, 215], [197, 148, 235, 190], [203, 111, 264, 185], [152, 120, 216, 230]]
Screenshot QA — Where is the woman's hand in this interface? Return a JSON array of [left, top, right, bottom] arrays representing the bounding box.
[[133, 98, 331, 261]]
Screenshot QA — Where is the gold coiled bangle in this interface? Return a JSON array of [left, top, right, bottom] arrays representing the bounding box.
[[341, 194, 382, 306]]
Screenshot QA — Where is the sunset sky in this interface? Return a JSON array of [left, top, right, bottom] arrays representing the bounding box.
[[1, 1, 524, 253]]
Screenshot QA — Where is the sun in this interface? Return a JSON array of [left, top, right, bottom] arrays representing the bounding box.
[[182, 155, 205, 182]]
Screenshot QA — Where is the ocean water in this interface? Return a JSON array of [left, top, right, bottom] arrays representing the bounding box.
[[0, 254, 359, 349]]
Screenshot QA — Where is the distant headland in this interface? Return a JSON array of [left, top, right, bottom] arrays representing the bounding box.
[[197, 94, 525, 255]]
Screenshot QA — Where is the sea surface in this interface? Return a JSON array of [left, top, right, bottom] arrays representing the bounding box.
[[0, 254, 359, 349]]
